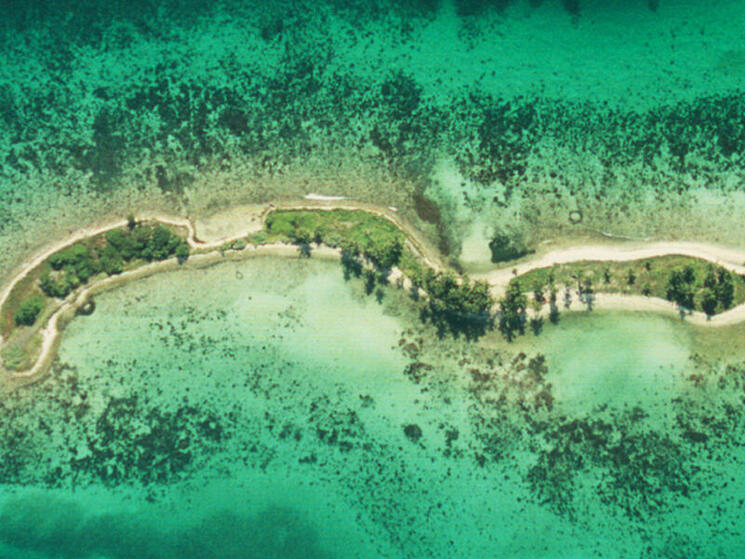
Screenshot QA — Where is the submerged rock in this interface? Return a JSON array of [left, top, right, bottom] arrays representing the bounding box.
[[403, 423, 422, 442]]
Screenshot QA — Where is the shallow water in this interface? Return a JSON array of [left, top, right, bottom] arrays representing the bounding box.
[[0, 258, 743, 558], [540, 312, 691, 416], [3, 0, 745, 274], [3, 0, 745, 556]]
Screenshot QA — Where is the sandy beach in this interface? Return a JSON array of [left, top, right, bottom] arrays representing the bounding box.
[[477, 241, 745, 297], [5, 199, 745, 380]]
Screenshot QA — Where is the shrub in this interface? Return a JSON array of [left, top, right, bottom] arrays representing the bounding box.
[[701, 288, 718, 317], [49, 243, 91, 269], [106, 229, 137, 260], [176, 242, 190, 263], [107, 224, 185, 262], [99, 245, 124, 275], [226, 239, 247, 251], [489, 231, 531, 263], [14, 294, 45, 326], [715, 268, 734, 309], [150, 225, 181, 260], [46, 242, 100, 285], [666, 266, 696, 309], [499, 281, 527, 341], [132, 226, 154, 260], [364, 235, 402, 270], [420, 270, 494, 338], [39, 272, 76, 299], [247, 231, 269, 245]]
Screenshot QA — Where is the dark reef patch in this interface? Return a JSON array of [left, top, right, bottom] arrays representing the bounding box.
[[0, 496, 333, 559], [0, 304, 745, 555], [403, 423, 423, 442], [0, 363, 232, 489], [5, 5, 744, 236]]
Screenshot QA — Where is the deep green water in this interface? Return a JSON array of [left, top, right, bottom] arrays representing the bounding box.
[[0, 258, 744, 558], [2, 1, 745, 557]]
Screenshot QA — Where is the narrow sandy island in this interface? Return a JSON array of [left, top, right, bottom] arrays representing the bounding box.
[[4, 199, 745, 381], [0, 199, 437, 380], [476, 241, 745, 296]]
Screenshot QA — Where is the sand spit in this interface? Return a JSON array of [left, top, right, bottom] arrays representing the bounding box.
[[531, 292, 745, 327], [4, 199, 745, 381], [477, 241, 745, 297], [0, 200, 433, 380]]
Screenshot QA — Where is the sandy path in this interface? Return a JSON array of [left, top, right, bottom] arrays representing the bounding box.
[[476, 241, 745, 297], [4, 201, 745, 380]]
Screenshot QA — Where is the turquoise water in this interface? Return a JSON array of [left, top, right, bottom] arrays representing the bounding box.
[[0, 258, 743, 558], [3, 0, 745, 272], [2, 1, 745, 557], [539, 312, 690, 416]]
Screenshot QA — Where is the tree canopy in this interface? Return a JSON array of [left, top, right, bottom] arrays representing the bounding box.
[[499, 281, 527, 341], [14, 294, 45, 326], [419, 269, 494, 339], [41, 222, 189, 299]]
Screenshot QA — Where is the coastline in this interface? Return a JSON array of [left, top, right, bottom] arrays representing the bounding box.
[[476, 241, 745, 297], [5, 198, 745, 383]]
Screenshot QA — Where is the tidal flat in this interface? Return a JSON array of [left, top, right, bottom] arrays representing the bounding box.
[[0, 257, 743, 558]]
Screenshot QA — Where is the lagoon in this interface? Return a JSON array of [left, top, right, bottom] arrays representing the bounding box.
[[0, 258, 743, 558]]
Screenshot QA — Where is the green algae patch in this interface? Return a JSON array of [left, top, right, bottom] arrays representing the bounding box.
[[0, 330, 42, 372], [512, 254, 745, 315], [265, 209, 403, 254]]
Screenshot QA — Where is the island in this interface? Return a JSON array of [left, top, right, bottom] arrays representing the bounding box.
[[3, 199, 745, 382]]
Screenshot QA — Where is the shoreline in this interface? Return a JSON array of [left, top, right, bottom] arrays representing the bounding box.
[[0, 199, 435, 381], [476, 241, 745, 297], [4, 199, 745, 382]]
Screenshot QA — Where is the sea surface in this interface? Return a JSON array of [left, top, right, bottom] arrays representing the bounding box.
[[2, 1, 745, 557], [3, 0, 745, 272]]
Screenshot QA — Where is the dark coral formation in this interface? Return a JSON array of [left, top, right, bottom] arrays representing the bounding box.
[[0, 1, 741, 252]]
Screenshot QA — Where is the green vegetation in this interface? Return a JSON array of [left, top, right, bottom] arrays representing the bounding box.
[[220, 238, 248, 253], [264, 210, 514, 341], [413, 268, 494, 339], [265, 210, 408, 272], [665, 266, 696, 310], [0, 218, 191, 371], [39, 223, 189, 300], [13, 294, 45, 326], [0, 344, 24, 370], [13, 205, 745, 375], [105, 224, 186, 263], [489, 230, 532, 263], [176, 243, 190, 263], [499, 281, 527, 342], [666, 265, 734, 314], [512, 255, 745, 316], [0, 336, 41, 371]]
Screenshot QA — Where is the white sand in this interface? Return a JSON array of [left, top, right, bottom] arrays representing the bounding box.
[[5, 200, 745, 380], [477, 241, 745, 297], [304, 193, 347, 201]]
